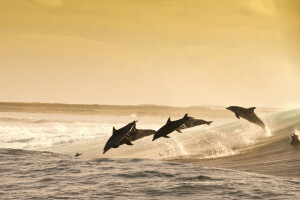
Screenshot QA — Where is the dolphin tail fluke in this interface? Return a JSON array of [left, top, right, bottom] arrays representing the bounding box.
[[207, 121, 213, 125]]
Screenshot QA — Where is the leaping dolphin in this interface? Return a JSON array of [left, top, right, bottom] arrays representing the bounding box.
[[103, 120, 137, 154], [290, 133, 300, 145], [152, 113, 191, 141], [176, 118, 213, 133], [226, 106, 266, 129], [119, 124, 156, 146]]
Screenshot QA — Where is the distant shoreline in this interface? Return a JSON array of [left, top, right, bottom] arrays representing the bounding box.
[[0, 102, 282, 118]]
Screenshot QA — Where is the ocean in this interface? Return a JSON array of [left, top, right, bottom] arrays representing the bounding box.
[[1, 108, 300, 199]]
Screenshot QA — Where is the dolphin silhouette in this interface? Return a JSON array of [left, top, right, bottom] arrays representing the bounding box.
[[152, 113, 191, 141], [290, 133, 300, 145], [119, 124, 156, 146], [176, 118, 213, 133], [74, 153, 82, 157], [103, 120, 137, 154], [226, 106, 265, 129]]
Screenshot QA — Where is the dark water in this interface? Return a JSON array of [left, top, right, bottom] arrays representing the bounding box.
[[1, 148, 300, 199]]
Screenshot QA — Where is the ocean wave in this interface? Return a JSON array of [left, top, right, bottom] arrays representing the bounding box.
[[1, 109, 300, 178], [1, 149, 299, 199]]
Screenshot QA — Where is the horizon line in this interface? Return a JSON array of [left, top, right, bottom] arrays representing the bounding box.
[[0, 101, 285, 110]]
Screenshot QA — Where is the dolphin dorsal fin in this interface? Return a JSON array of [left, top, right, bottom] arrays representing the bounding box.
[[184, 113, 188, 118], [166, 117, 171, 124], [248, 107, 256, 112], [112, 127, 117, 135]]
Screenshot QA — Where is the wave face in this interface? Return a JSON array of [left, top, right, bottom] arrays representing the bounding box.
[[1, 148, 300, 199], [0, 111, 272, 159], [1, 109, 300, 199], [52, 109, 299, 160], [1, 110, 300, 175], [185, 109, 300, 177]]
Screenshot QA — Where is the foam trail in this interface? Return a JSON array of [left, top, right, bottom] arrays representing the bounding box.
[[265, 125, 272, 137]]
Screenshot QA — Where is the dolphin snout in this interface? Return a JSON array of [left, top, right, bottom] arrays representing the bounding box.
[[103, 148, 109, 154], [152, 135, 159, 141]]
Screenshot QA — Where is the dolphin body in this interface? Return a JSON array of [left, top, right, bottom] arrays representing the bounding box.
[[103, 120, 137, 154], [152, 114, 191, 141], [290, 133, 300, 145], [118, 124, 156, 146], [226, 106, 266, 129], [176, 118, 213, 133]]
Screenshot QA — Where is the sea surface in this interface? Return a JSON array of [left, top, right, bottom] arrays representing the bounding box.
[[0, 109, 300, 199]]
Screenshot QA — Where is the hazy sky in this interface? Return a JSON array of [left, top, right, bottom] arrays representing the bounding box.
[[0, 0, 299, 108]]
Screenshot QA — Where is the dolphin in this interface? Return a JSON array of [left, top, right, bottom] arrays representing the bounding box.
[[118, 124, 156, 146], [152, 113, 191, 141], [103, 120, 137, 154], [290, 133, 300, 145], [74, 153, 82, 157], [176, 118, 213, 133], [226, 106, 266, 129]]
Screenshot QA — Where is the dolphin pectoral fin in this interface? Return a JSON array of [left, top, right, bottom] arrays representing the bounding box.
[[123, 138, 133, 145], [163, 135, 170, 138], [176, 129, 182, 133], [235, 113, 240, 119], [125, 141, 133, 146]]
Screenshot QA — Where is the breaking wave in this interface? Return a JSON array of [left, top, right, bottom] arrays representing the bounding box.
[[1, 109, 300, 177]]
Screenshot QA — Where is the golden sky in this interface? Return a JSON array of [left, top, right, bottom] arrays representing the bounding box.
[[0, 0, 299, 108]]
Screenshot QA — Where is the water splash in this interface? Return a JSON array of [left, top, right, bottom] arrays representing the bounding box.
[[172, 137, 188, 156], [265, 124, 272, 137]]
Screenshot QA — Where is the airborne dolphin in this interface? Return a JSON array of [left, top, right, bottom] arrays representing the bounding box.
[[103, 120, 137, 154], [152, 113, 191, 141], [176, 118, 213, 133], [119, 124, 156, 146], [226, 106, 266, 129]]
